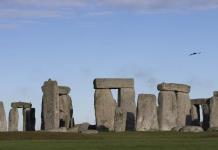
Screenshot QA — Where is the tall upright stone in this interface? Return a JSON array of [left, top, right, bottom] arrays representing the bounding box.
[[136, 94, 159, 131], [190, 105, 200, 126], [59, 95, 72, 128], [176, 92, 192, 126], [158, 91, 177, 131], [24, 108, 36, 131], [210, 96, 218, 128], [0, 102, 7, 131], [114, 107, 126, 132], [202, 103, 210, 130], [8, 108, 19, 131], [41, 79, 60, 130], [118, 88, 136, 131], [94, 89, 116, 131]]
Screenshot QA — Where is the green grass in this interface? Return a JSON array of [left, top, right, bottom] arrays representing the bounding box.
[[0, 132, 218, 150]]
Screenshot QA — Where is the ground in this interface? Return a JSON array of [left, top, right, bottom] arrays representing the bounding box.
[[0, 132, 218, 150]]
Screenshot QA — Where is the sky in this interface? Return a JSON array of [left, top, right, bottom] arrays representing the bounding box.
[[0, 0, 218, 130]]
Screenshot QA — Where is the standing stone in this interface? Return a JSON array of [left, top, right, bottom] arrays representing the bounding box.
[[158, 91, 177, 131], [94, 89, 116, 131], [8, 108, 19, 131], [190, 105, 200, 126], [210, 96, 218, 128], [41, 79, 60, 130], [59, 95, 72, 128], [114, 107, 126, 132], [24, 108, 36, 131], [202, 103, 210, 130], [176, 92, 192, 126], [118, 88, 136, 131], [0, 102, 7, 131], [136, 94, 159, 131]]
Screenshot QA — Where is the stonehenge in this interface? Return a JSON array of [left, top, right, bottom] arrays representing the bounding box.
[[157, 83, 192, 131], [41, 79, 74, 131], [1, 78, 218, 133], [94, 78, 136, 131], [8, 102, 35, 131]]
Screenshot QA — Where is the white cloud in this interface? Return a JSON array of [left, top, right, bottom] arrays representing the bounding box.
[[0, 23, 17, 29]]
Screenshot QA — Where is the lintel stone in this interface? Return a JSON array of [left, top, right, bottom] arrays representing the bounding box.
[[157, 83, 190, 93], [11, 102, 32, 109], [191, 98, 210, 105], [94, 78, 134, 89]]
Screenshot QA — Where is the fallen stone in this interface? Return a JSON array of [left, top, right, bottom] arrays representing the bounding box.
[[190, 105, 200, 126], [8, 108, 19, 131], [136, 94, 159, 131], [47, 127, 67, 132], [171, 126, 183, 132], [94, 78, 134, 89], [210, 96, 218, 128], [118, 88, 136, 131], [81, 130, 99, 134], [11, 102, 32, 109], [0, 102, 7, 131], [59, 95, 72, 128], [95, 89, 116, 131], [75, 123, 90, 132], [158, 91, 177, 131], [67, 127, 79, 133], [59, 86, 71, 95], [157, 83, 190, 93], [41, 79, 60, 130], [180, 126, 204, 133], [114, 107, 126, 132], [176, 92, 192, 127]]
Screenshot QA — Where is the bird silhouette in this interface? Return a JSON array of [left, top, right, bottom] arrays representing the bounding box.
[[189, 52, 202, 56]]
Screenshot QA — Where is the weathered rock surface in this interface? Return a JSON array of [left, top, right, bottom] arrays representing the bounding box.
[[95, 89, 116, 131], [8, 108, 19, 131], [180, 126, 204, 133], [191, 98, 209, 105], [171, 126, 183, 132], [176, 92, 191, 127], [59, 86, 71, 95], [157, 83, 190, 93], [94, 78, 134, 89], [59, 95, 73, 128], [190, 105, 200, 126], [75, 123, 90, 132], [202, 104, 210, 130], [24, 108, 36, 131], [67, 127, 79, 133], [118, 88, 136, 131], [158, 91, 177, 131], [41, 79, 60, 130], [114, 107, 126, 132], [210, 96, 218, 128], [47, 127, 67, 132], [136, 94, 159, 131], [11, 102, 32, 109], [214, 91, 218, 97], [81, 130, 99, 134], [0, 102, 7, 131]]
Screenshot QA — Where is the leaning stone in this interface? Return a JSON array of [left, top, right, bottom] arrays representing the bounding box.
[[136, 94, 159, 131], [95, 89, 116, 131], [157, 83, 190, 93], [210, 96, 218, 128], [81, 130, 99, 134], [94, 78, 134, 89], [75, 123, 90, 132], [158, 91, 177, 131], [0, 102, 7, 131], [190, 105, 200, 126], [41, 79, 60, 130], [67, 127, 79, 133], [59, 95, 72, 128], [8, 108, 19, 131], [180, 126, 204, 133], [118, 88, 136, 131], [114, 107, 126, 132], [176, 92, 192, 127], [59, 86, 71, 95]]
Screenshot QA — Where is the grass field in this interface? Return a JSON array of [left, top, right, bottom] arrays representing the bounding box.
[[0, 132, 218, 150]]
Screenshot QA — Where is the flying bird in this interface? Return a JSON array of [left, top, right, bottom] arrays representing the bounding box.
[[189, 52, 202, 56]]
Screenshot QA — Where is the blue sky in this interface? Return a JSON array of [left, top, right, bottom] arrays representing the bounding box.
[[0, 0, 218, 130]]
